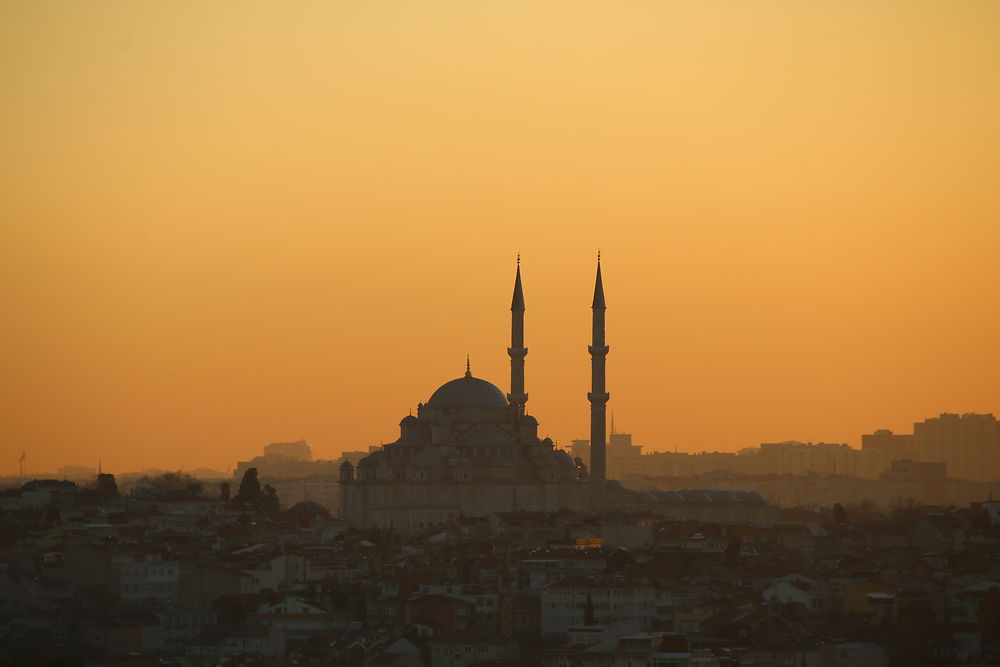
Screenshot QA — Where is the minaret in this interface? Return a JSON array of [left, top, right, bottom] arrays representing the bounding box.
[[507, 255, 528, 415], [588, 254, 609, 510]]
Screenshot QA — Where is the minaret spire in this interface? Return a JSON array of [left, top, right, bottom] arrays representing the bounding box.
[[508, 255, 528, 414], [588, 253, 609, 510]]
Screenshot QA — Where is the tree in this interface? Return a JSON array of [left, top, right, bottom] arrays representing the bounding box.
[[95, 473, 120, 502], [135, 471, 201, 496], [261, 484, 279, 513], [234, 468, 262, 508], [833, 503, 848, 524]]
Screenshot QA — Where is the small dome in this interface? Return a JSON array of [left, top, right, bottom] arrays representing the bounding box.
[[339, 460, 354, 471], [739, 491, 767, 505], [710, 490, 737, 504], [286, 500, 330, 516], [679, 489, 711, 504], [552, 450, 574, 466], [357, 450, 384, 468], [399, 415, 419, 427], [520, 414, 539, 425], [636, 491, 656, 503], [655, 490, 683, 503], [427, 374, 509, 409]]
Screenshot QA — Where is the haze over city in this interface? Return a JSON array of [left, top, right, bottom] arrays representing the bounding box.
[[3, 2, 999, 475], [8, 4, 1000, 667]]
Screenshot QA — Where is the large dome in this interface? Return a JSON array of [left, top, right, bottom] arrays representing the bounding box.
[[427, 374, 509, 409]]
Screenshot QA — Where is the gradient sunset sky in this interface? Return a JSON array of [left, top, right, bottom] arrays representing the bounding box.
[[2, 2, 999, 474]]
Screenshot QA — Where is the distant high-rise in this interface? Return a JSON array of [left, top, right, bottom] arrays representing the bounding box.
[[263, 440, 313, 461], [571, 430, 644, 481], [861, 412, 1000, 481], [913, 413, 1000, 481], [861, 429, 915, 458]]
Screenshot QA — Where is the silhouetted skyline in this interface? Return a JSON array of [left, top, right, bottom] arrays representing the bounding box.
[[3, 3, 999, 475]]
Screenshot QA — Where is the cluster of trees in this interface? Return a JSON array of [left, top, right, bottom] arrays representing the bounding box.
[[93, 473, 120, 501], [88, 468, 280, 514], [132, 471, 203, 498], [230, 467, 279, 512]]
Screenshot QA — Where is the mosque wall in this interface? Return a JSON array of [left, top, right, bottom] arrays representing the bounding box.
[[341, 478, 591, 533]]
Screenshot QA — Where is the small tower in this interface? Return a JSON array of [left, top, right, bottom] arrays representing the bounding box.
[[507, 255, 528, 415], [588, 255, 610, 510]]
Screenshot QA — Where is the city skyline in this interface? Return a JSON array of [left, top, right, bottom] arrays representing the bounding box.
[[3, 2, 1000, 474], [4, 235, 1000, 475]]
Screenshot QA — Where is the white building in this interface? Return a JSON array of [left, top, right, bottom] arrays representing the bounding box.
[[115, 552, 180, 606], [541, 575, 663, 638]]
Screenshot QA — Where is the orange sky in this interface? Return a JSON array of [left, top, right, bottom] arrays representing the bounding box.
[[2, 1, 999, 475]]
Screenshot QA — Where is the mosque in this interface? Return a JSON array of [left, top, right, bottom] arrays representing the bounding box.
[[338, 258, 614, 532]]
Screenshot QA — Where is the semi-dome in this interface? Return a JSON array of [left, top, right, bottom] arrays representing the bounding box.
[[357, 450, 384, 468], [552, 449, 573, 466], [427, 374, 509, 409]]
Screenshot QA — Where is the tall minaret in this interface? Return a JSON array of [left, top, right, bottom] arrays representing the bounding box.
[[588, 254, 609, 510], [507, 255, 528, 415]]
